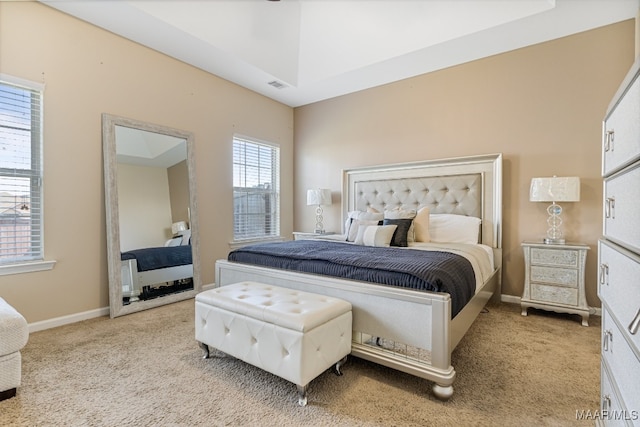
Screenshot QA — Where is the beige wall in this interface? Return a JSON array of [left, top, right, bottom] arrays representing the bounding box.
[[0, 2, 294, 322], [168, 160, 190, 227], [294, 21, 636, 308], [0, 2, 633, 323], [117, 163, 172, 251]]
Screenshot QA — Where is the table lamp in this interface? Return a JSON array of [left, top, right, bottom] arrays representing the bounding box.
[[529, 176, 580, 244], [306, 189, 331, 234]]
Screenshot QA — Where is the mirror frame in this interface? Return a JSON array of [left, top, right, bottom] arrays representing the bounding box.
[[102, 113, 201, 318]]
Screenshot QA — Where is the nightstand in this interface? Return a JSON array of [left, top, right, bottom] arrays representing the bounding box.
[[521, 241, 590, 326], [293, 231, 337, 240]]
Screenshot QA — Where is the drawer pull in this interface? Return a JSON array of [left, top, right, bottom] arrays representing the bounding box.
[[604, 130, 614, 152], [605, 197, 615, 219], [602, 394, 611, 411], [629, 308, 640, 335], [603, 329, 613, 351], [599, 263, 609, 285]]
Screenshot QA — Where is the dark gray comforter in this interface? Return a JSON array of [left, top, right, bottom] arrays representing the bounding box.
[[227, 240, 476, 317], [121, 245, 192, 272]]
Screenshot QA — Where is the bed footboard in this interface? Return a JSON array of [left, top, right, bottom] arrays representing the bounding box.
[[121, 260, 194, 302], [215, 259, 474, 399]]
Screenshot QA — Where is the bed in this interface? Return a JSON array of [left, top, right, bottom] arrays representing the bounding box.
[[215, 153, 502, 399], [121, 245, 194, 302]]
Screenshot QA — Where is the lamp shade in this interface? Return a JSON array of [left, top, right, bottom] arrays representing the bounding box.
[[171, 221, 188, 235], [530, 177, 580, 202], [307, 189, 331, 206]]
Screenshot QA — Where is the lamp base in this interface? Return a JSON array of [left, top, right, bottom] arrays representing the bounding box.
[[543, 237, 565, 245]]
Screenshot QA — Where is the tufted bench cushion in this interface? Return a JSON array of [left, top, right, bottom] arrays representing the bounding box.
[[0, 297, 29, 401], [195, 282, 352, 406]]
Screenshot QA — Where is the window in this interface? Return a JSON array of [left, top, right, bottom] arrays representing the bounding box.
[[0, 76, 44, 266], [233, 136, 280, 241]]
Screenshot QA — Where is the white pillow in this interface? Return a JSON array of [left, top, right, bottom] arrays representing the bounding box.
[[384, 207, 417, 219], [347, 219, 379, 242], [165, 237, 182, 247], [344, 211, 384, 241], [413, 207, 431, 242], [429, 214, 481, 244], [355, 225, 397, 247]]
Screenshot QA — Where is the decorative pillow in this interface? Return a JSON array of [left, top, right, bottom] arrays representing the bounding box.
[[344, 211, 384, 241], [384, 207, 417, 242], [382, 218, 413, 247], [347, 219, 380, 242], [413, 207, 430, 242], [383, 207, 417, 220], [429, 214, 481, 244], [354, 224, 397, 247]]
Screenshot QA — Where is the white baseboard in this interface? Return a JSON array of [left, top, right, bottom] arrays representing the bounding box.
[[26, 289, 600, 334], [500, 294, 521, 305], [499, 294, 601, 316], [28, 306, 110, 333]]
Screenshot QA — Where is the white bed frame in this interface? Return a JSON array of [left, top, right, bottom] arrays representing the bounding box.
[[215, 153, 502, 400], [121, 259, 194, 301]]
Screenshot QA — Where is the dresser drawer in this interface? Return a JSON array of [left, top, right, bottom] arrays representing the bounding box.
[[600, 362, 634, 427], [530, 266, 577, 287], [531, 247, 578, 267], [602, 308, 640, 420], [604, 163, 640, 253], [603, 67, 640, 176], [599, 240, 640, 355], [531, 283, 578, 306]]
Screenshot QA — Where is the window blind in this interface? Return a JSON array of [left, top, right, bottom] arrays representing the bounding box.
[[232, 136, 280, 240], [0, 78, 43, 264]]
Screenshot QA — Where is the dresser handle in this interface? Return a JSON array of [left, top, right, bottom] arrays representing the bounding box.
[[602, 394, 611, 411], [603, 329, 613, 351], [605, 197, 615, 219], [629, 308, 640, 335], [604, 130, 614, 152], [599, 263, 609, 285]]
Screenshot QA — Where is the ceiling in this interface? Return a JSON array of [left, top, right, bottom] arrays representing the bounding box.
[[41, 0, 638, 107]]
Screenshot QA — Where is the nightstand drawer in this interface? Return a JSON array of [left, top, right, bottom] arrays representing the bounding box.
[[530, 266, 577, 287], [531, 247, 578, 267], [531, 283, 578, 306]]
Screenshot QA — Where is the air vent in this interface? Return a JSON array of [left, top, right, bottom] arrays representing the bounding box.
[[267, 80, 288, 89]]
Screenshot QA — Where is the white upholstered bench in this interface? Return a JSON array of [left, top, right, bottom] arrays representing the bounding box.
[[0, 297, 28, 401], [195, 282, 352, 406]]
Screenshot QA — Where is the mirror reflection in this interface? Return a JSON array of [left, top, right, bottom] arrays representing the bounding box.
[[116, 126, 193, 304], [103, 114, 201, 318]]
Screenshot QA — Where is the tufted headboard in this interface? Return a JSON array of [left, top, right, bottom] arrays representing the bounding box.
[[353, 174, 481, 217], [342, 153, 502, 250]]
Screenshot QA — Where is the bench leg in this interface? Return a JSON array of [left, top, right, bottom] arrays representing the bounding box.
[[333, 356, 348, 376], [198, 342, 210, 359], [297, 384, 308, 407]]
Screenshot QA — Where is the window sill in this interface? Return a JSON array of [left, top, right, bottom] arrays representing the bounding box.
[[229, 236, 284, 250], [0, 260, 56, 276]]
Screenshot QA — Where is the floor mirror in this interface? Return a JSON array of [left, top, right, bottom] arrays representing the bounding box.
[[102, 114, 201, 318]]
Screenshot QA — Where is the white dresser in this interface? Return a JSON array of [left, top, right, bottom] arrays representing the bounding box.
[[598, 58, 640, 426]]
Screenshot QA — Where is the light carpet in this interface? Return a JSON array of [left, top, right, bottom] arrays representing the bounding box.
[[0, 299, 600, 426]]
